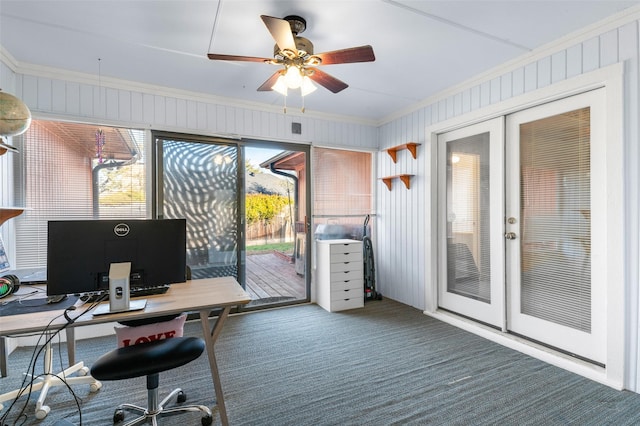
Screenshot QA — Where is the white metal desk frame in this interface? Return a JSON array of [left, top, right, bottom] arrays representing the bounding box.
[[0, 278, 250, 426]]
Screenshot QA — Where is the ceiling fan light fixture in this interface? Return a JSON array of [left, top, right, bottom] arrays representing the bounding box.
[[284, 66, 303, 89], [301, 76, 317, 97], [272, 75, 289, 96], [207, 15, 375, 97]]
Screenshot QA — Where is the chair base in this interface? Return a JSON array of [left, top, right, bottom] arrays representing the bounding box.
[[114, 386, 212, 426], [0, 339, 102, 420]]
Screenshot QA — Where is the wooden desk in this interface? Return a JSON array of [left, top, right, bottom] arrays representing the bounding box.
[[0, 277, 250, 425]]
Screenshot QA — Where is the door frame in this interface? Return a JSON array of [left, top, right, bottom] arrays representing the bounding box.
[[424, 63, 624, 389]]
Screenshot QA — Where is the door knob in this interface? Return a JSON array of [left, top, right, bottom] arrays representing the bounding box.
[[504, 232, 517, 240]]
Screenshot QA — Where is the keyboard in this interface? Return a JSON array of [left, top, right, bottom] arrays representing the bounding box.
[[130, 285, 170, 297], [80, 285, 170, 304]]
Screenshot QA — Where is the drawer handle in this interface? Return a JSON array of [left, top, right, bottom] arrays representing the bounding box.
[[343, 271, 351, 274]]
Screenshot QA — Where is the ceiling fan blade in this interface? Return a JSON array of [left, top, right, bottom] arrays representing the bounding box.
[[261, 15, 296, 53], [207, 53, 272, 63], [308, 69, 348, 93], [257, 71, 283, 91], [314, 45, 375, 65]]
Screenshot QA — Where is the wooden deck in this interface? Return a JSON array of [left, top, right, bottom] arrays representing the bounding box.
[[245, 251, 306, 302]]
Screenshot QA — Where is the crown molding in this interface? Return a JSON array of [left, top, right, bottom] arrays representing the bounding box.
[[0, 46, 19, 72], [5, 58, 378, 128]]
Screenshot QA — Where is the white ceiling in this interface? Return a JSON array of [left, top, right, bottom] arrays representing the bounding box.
[[1, 0, 638, 122]]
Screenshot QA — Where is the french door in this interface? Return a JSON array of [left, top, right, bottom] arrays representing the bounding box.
[[438, 89, 606, 363], [437, 118, 505, 328], [505, 89, 605, 363]]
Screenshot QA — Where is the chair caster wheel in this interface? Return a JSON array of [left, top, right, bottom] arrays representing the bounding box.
[[79, 366, 90, 376], [177, 390, 187, 403], [201, 414, 213, 426], [113, 408, 125, 423], [35, 405, 50, 419], [90, 380, 102, 392]]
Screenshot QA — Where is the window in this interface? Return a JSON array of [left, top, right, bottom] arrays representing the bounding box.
[[312, 148, 373, 240], [10, 120, 147, 268]]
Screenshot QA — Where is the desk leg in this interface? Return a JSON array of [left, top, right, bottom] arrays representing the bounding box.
[[0, 329, 75, 379], [0, 337, 7, 377], [0, 333, 102, 418], [199, 307, 231, 426], [65, 328, 75, 366]]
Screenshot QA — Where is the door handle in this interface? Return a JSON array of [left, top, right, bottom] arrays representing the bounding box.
[[504, 232, 517, 240]]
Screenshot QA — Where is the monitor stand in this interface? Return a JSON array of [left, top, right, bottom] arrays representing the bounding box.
[[92, 262, 146, 316]]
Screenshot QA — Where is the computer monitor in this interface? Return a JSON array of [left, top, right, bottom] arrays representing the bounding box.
[[46, 219, 187, 297]]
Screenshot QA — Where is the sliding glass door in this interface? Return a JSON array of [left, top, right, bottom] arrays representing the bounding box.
[[154, 134, 240, 282], [153, 133, 310, 309]]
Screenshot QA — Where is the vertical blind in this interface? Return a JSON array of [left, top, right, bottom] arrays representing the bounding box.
[[519, 107, 591, 332]]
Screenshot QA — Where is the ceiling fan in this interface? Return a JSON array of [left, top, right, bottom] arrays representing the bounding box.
[[207, 15, 375, 95]]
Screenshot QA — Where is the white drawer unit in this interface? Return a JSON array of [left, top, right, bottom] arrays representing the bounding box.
[[316, 239, 364, 312]]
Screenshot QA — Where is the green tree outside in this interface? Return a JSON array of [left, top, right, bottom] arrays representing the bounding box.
[[246, 193, 291, 224]]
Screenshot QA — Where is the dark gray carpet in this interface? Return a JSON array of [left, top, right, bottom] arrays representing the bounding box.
[[3, 298, 640, 425]]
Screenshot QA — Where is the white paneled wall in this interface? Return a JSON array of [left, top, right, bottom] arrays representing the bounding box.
[[377, 15, 639, 309], [377, 14, 640, 389], [12, 73, 378, 150]]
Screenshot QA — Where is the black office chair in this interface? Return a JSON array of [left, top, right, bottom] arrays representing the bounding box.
[[90, 336, 213, 426]]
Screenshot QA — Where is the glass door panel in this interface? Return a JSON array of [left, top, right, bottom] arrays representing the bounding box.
[[154, 136, 239, 281], [154, 135, 311, 309], [244, 146, 308, 307], [437, 118, 504, 328], [506, 89, 606, 363]]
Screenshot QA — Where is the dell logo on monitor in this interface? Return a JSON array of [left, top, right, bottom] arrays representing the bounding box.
[[114, 223, 130, 237]]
